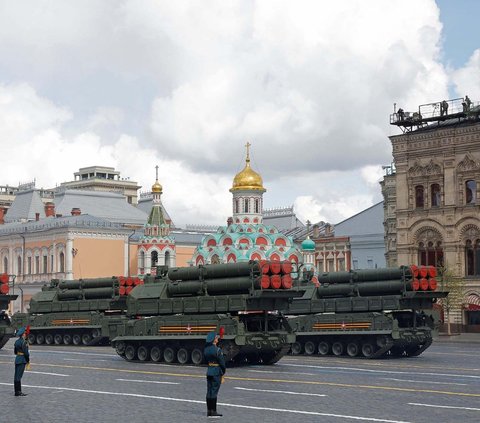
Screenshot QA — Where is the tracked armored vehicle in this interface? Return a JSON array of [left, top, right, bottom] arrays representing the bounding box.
[[287, 265, 447, 358], [108, 261, 302, 365], [12, 276, 132, 346], [0, 273, 18, 349]]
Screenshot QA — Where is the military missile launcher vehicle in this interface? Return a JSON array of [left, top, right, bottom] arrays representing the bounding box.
[[287, 265, 448, 358], [0, 273, 18, 349], [12, 276, 135, 346], [107, 260, 302, 366]]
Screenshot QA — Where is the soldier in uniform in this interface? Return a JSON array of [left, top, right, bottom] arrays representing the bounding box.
[[14, 326, 30, 396], [204, 331, 226, 417]]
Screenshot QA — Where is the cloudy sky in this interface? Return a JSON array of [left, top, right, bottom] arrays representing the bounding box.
[[0, 0, 479, 227]]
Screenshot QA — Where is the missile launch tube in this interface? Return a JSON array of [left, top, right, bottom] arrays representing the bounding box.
[[167, 262, 261, 281], [167, 276, 261, 296], [58, 277, 119, 290], [317, 267, 413, 284], [314, 279, 412, 298]]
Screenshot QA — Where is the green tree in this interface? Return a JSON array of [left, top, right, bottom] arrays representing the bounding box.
[[438, 266, 466, 335]]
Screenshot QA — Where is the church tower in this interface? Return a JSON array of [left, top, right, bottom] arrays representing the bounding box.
[[138, 166, 176, 274], [230, 142, 266, 225], [191, 143, 302, 265]]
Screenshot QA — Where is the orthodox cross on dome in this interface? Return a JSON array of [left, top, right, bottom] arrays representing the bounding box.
[[155, 165, 159, 181], [245, 141, 251, 162]]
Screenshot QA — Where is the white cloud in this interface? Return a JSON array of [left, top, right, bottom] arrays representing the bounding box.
[[2, 0, 477, 227]]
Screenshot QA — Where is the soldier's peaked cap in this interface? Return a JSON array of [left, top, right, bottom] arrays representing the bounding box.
[[16, 327, 26, 337], [206, 332, 217, 343]]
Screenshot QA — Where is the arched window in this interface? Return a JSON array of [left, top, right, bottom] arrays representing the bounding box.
[[165, 251, 170, 267], [151, 251, 158, 267], [140, 251, 145, 270], [59, 252, 65, 273], [235, 199, 239, 214], [255, 199, 260, 213], [465, 239, 480, 276], [431, 184, 441, 207], [17, 256, 22, 275], [244, 198, 249, 213], [3, 257, 7, 274], [415, 185, 424, 208], [418, 241, 443, 267], [466, 180, 476, 204]]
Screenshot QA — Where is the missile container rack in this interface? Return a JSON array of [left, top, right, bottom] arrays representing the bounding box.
[[0, 273, 18, 349], [287, 265, 448, 358], [12, 276, 131, 346], [108, 261, 303, 366]]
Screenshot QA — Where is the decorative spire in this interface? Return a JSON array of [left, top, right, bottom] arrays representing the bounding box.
[[151, 165, 163, 193]]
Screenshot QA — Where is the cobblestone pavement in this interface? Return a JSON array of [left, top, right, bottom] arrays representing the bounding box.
[[1, 339, 479, 423]]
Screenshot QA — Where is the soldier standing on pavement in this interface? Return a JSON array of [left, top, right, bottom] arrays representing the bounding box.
[[14, 326, 30, 396], [204, 331, 226, 417]]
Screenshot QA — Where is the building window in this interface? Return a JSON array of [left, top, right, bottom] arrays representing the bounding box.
[[317, 260, 324, 273], [165, 251, 170, 267], [244, 198, 249, 213], [140, 251, 145, 270], [352, 259, 358, 270], [465, 239, 480, 276], [431, 184, 441, 207], [367, 258, 374, 269], [418, 241, 443, 267], [415, 185, 424, 208], [17, 257, 22, 275], [151, 251, 158, 267], [27, 257, 32, 275], [466, 180, 476, 204], [50, 255, 54, 273], [35, 256, 40, 274], [327, 259, 335, 271], [43, 255, 48, 274], [59, 252, 65, 273], [255, 199, 260, 214], [3, 257, 7, 274], [338, 258, 345, 271]]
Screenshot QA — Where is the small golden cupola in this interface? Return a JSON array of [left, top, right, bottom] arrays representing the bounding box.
[[151, 165, 163, 194], [230, 142, 266, 192]]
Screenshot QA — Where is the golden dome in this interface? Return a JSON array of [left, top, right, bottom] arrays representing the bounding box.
[[152, 180, 162, 193], [152, 165, 162, 193], [230, 142, 265, 192]]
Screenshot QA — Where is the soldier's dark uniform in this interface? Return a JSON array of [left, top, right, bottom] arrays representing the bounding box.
[[13, 327, 29, 396], [204, 331, 226, 417]]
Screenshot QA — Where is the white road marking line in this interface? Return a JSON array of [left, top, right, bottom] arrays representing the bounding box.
[[0, 382, 410, 422], [116, 378, 179, 385], [235, 387, 327, 397], [381, 378, 467, 386], [27, 371, 70, 377], [32, 349, 115, 357], [283, 363, 480, 379], [63, 358, 109, 362], [409, 402, 480, 412], [248, 369, 317, 376]]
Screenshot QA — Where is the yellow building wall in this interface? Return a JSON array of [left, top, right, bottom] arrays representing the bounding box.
[[129, 244, 138, 276], [176, 246, 197, 267], [73, 238, 125, 278]]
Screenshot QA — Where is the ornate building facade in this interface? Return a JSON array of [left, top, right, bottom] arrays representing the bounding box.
[[137, 169, 176, 274], [382, 101, 480, 331], [191, 144, 302, 265]]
